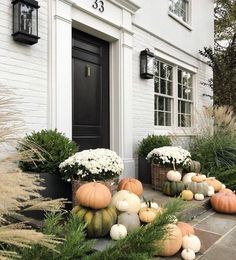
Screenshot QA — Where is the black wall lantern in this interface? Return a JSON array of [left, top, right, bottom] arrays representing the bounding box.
[[12, 0, 40, 45], [140, 48, 154, 79]]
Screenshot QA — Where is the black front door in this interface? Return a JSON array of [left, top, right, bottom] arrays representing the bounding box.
[[72, 29, 110, 150]]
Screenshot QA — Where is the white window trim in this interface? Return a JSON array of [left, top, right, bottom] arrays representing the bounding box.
[[168, 0, 192, 31], [153, 55, 197, 135]]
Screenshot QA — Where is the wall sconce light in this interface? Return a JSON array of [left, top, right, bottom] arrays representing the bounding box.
[[12, 0, 40, 45], [140, 48, 154, 79]]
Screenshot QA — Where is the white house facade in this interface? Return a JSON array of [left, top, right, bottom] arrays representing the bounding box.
[[0, 0, 214, 177]]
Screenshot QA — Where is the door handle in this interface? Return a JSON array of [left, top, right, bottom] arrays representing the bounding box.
[[85, 65, 91, 77]]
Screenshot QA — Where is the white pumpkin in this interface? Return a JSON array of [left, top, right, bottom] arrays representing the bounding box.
[[182, 234, 201, 253], [221, 184, 226, 190], [140, 201, 159, 209], [116, 199, 129, 212], [207, 186, 215, 197], [194, 193, 204, 201], [182, 172, 197, 184], [181, 248, 196, 260], [118, 212, 141, 233], [167, 170, 182, 182], [112, 190, 141, 213], [110, 224, 127, 240]]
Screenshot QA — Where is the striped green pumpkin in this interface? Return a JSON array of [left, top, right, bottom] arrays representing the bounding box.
[[72, 205, 117, 238], [162, 181, 185, 197]]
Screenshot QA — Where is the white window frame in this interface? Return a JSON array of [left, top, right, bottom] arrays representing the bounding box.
[[154, 56, 196, 133], [168, 0, 192, 30]]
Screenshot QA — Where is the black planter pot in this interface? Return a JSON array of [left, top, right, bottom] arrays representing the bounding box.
[[39, 172, 72, 201], [23, 172, 72, 220], [138, 156, 151, 184]]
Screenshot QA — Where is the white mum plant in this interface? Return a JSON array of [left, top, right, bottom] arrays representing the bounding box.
[[59, 148, 124, 182], [146, 146, 191, 167]]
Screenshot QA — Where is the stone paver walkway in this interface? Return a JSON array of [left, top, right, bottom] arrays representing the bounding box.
[[143, 185, 236, 260]]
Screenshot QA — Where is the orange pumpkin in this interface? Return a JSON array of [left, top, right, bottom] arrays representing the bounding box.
[[219, 188, 234, 195], [118, 178, 143, 196], [211, 192, 236, 214], [154, 224, 182, 256], [177, 222, 195, 237], [206, 178, 222, 192], [139, 207, 159, 223], [75, 182, 112, 209], [191, 174, 206, 183]]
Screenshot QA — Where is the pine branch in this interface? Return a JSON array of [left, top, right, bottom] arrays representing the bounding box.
[[86, 199, 186, 260]]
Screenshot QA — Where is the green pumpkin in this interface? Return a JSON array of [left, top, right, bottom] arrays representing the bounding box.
[[186, 181, 209, 196], [187, 160, 201, 173], [162, 181, 185, 197], [72, 205, 117, 238]]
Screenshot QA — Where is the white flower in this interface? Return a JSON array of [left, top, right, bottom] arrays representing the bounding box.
[[147, 146, 191, 166], [60, 148, 124, 179]]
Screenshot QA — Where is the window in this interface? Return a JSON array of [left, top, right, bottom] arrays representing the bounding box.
[[154, 58, 194, 128], [178, 69, 193, 127], [154, 60, 173, 126], [169, 0, 190, 23]]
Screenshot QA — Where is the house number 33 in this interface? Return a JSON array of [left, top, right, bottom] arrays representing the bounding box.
[[92, 0, 104, 12]]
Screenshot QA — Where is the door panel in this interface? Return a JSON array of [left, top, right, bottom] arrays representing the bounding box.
[[72, 29, 109, 151]]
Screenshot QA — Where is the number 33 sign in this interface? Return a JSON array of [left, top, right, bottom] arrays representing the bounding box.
[[92, 0, 105, 12]]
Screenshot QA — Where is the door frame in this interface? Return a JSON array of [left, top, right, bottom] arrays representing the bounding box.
[[48, 0, 138, 178]]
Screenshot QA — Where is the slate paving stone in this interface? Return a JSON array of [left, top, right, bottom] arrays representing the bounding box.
[[194, 228, 222, 253], [194, 213, 236, 235], [199, 245, 236, 260], [219, 226, 236, 248]]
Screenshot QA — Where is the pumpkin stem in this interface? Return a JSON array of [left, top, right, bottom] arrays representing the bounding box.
[[173, 163, 176, 171], [142, 196, 148, 205]]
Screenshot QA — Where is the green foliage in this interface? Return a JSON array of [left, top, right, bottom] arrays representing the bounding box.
[[18, 129, 78, 174], [190, 134, 236, 174], [85, 199, 186, 260], [138, 135, 172, 157], [16, 199, 186, 260], [19, 212, 94, 260], [200, 0, 236, 109], [211, 166, 236, 190]]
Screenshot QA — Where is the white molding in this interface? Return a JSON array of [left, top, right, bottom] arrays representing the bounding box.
[[108, 0, 140, 14], [168, 12, 192, 31], [48, 0, 136, 177]]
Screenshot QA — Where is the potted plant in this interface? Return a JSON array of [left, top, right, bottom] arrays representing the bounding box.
[[146, 146, 191, 190], [59, 148, 124, 205], [137, 135, 171, 184], [17, 129, 78, 201]]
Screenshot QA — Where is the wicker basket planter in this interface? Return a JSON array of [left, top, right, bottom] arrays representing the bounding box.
[[151, 164, 183, 191], [72, 178, 119, 206]]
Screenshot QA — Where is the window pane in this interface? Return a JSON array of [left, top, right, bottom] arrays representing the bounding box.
[[185, 102, 191, 114], [165, 98, 171, 112], [183, 85, 188, 99], [160, 63, 166, 78], [154, 60, 159, 76], [154, 95, 158, 110], [160, 79, 166, 94], [178, 84, 182, 98], [167, 81, 173, 96], [154, 78, 159, 93], [166, 113, 171, 126], [169, 0, 189, 23], [178, 70, 182, 83], [166, 66, 173, 80], [158, 96, 164, 110], [154, 111, 158, 125], [158, 112, 164, 126]]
